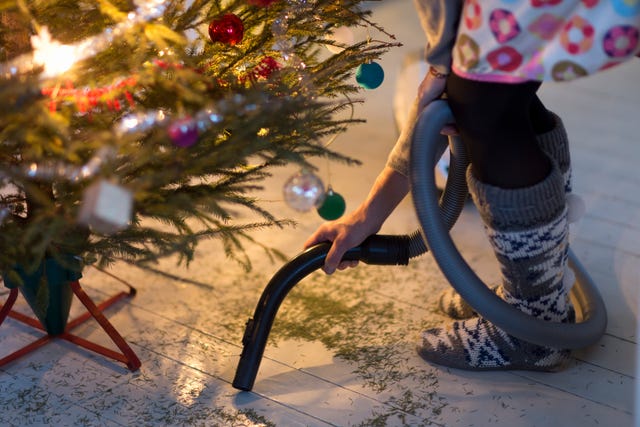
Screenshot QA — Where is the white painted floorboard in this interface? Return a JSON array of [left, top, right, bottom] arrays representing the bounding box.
[[1, 3, 638, 426]]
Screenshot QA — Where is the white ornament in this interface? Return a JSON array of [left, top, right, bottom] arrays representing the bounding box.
[[283, 170, 325, 212], [78, 180, 133, 234]]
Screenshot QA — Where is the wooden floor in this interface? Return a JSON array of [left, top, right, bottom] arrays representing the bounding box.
[[1, 3, 638, 426]]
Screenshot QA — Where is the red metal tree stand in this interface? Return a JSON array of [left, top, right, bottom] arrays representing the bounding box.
[[0, 275, 141, 371]]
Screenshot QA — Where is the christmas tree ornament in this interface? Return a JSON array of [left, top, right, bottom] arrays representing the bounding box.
[[239, 56, 281, 85], [168, 118, 199, 147], [283, 169, 325, 212], [195, 107, 223, 131], [116, 110, 168, 135], [208, 13, 245, 46], [11, 146, 115, 183], [78, 180, 133, 235], [254, 56, 280, 78], [355, 61, 385, 89], [325, 27, 355, 54], [41, 76, 138, 113], [316, 186, 346, 220]]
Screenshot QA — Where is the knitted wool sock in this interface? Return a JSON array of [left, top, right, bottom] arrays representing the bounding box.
[[438, 112, 572, 319], [437, 285, 502, 320], [537, 112, 572, 193], [418, 166, 573, 371]]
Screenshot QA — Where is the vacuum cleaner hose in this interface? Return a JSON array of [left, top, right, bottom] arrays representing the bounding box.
[[410, 100, 607, 349]]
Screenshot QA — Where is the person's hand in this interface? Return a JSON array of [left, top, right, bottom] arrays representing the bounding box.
[[417, 67, 458, 135], [303, 207, 380, 275], [303, 167, 410, 275]]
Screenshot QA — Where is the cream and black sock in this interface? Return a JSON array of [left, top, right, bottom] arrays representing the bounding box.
[[438, 112, 573, 319], [417, 165, 573, 371]]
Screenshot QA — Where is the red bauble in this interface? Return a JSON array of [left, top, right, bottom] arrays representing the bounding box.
[[248, 0, 279, 6], [208, 13, 244, 46], [255, 56, 280, 78]]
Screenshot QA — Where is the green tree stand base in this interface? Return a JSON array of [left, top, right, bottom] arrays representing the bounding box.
[[3, 257, 81, 335]]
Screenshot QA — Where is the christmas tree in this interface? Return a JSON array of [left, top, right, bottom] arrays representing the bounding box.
[[0, 0, 397, 280]]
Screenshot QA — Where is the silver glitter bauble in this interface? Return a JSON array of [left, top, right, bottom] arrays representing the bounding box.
[[283, 169, 325, 212]]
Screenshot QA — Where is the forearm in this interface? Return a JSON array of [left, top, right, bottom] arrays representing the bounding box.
[[356, 166, 410, 232]]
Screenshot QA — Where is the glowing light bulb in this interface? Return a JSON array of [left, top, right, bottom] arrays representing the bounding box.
[[31, 27, 79, 78]]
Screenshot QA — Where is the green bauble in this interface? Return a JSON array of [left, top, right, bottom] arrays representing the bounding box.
[[317, 188, 346, 220]]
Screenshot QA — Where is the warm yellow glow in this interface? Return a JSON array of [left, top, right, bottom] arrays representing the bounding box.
[[31, 28, 79, 78], [41, 45, 77, 76]]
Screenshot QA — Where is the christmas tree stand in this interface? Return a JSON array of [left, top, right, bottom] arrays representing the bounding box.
[[0, 265, 141, 371]]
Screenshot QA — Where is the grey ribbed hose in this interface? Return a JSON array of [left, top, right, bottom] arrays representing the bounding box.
[[405, 114, 469, 258], [409, 100, 607, 349]]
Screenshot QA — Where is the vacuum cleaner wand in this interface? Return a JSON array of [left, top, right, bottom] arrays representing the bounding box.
[[232, 234, 413, 391]]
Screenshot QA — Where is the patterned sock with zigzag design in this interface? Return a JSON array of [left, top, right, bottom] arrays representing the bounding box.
[[437, 111, 573, 320], [417, 165, 574, 371]]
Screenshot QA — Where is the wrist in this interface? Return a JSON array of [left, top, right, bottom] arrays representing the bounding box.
[[428, 66, 448, 79]]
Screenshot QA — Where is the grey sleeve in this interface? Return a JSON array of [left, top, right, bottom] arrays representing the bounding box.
[[386, 0, 462, 177], [386, 96, 448, 177], [386, 97, 420, 177], [412, 0, 463, 75]]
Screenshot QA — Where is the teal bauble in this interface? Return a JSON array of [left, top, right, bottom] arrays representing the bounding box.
[[355, 62, 384, 89], [316, 188, 346, 220]]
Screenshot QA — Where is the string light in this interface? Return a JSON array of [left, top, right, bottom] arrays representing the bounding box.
[[0, 0, 168, 80], [30, 28, 80, 78], [12, 146, 117, 182]]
